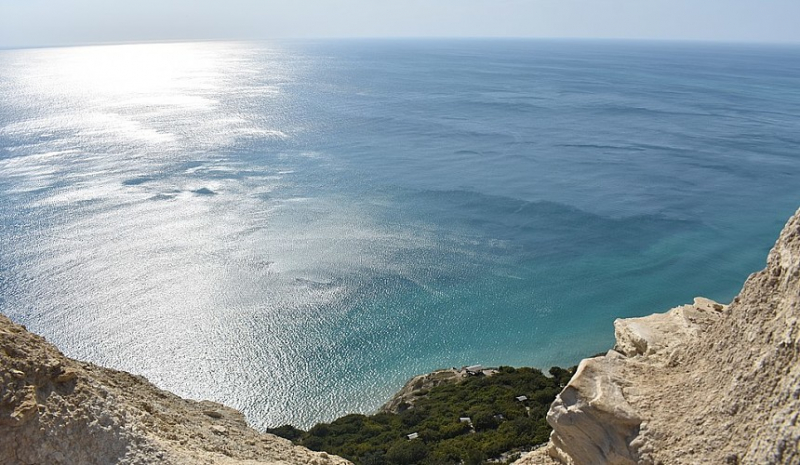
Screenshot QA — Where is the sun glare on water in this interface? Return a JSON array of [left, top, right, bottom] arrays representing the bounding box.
[[3, 42, 285, 149], [0, 41, 412, 428]]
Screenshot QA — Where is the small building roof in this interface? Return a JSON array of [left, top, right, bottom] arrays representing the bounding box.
[[407, 432, 419, 440], [516, 395, 528, 401]]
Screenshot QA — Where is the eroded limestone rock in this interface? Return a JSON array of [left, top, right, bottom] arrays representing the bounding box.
[[547, 354, 641, 465]]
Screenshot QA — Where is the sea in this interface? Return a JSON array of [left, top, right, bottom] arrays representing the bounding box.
[[1, 39, 799, 429]]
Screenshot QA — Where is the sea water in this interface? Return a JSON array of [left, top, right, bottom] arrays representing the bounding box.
[[1, 39, 799, 429]]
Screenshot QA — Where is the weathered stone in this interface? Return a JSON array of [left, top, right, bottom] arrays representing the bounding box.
[[210, 425, 227, 435], [55, 368, 77, 384], [203, 409, 223, 419], [546, 356, 642, 465]]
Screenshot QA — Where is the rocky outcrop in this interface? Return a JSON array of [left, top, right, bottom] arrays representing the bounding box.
[[380, 367, 497, 414], [380, 369, 465, 414], [0, 314, 351, 465], [517, 207, 800, 465]]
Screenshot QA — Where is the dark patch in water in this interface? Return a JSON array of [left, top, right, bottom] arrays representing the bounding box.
[[122, 177, 153, 186], [397, 189, 697, 260], [192, 187, 217, 196], [148, 193, 177, 201]]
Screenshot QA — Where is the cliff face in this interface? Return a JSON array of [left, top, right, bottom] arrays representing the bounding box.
[[0, 314, 351, 465], [518, 208, 800, 465]]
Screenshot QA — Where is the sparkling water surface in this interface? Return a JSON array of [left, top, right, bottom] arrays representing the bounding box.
[[1, 39, 799, 428]]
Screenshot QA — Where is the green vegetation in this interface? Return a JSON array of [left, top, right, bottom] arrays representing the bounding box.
[[267, 366, 575, 465]]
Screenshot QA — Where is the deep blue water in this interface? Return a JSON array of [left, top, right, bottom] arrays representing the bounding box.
[[1, 39, 799, 429]]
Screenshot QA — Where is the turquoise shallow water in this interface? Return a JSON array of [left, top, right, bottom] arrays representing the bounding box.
[[1, 39, 799, 428]]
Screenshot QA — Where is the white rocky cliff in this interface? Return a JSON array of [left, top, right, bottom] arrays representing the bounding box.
[[0, 314, 352, 465], [518, 207, 800, 465]]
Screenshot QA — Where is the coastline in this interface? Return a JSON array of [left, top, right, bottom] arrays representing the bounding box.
[[3, 40, 799, 431], [4, 207, 799, 464]]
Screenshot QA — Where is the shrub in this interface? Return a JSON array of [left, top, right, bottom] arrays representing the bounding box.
[[386, 440, 428, 464], [270, 364, 577, 464]]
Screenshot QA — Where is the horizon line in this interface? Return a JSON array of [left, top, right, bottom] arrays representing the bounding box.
[[3, 35, 800, 52]]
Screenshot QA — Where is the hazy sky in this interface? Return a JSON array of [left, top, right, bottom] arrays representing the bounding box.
[[2, 0, 800, 48]]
